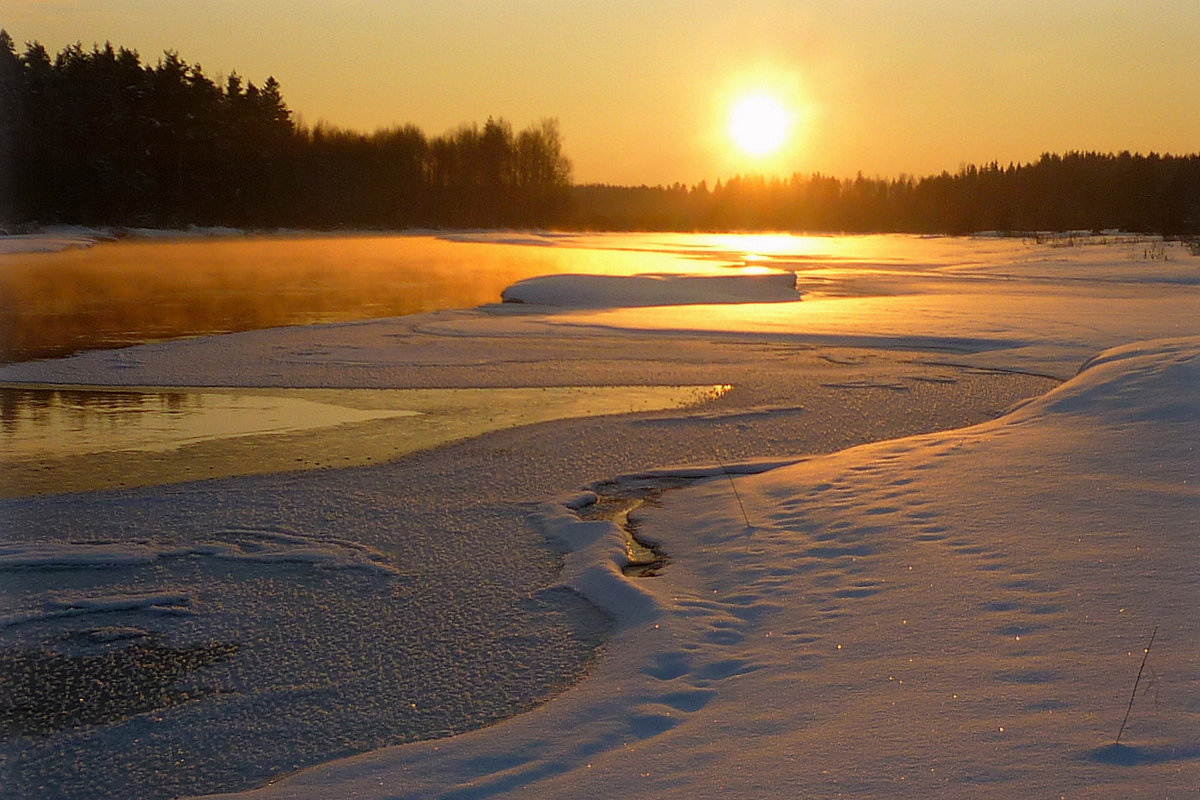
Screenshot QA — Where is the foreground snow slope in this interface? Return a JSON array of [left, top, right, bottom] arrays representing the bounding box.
[[204, 337, 1198, 799]]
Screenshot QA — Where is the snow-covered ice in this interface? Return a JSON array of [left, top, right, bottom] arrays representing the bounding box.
[[196, 333, 1199, 800], [0, 226, 114, 254], [1, 233, 1197, 799], [500, 271, 800, 306], [0, 225, 253, 254], [195, 236, 1195, 800]]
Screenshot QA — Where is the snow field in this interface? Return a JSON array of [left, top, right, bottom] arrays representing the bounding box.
[[2, 232, 1196, 798], [210, 335, 1198, 799]]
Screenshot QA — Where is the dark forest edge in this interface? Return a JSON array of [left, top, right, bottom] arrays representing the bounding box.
[[2, 33, 1198, 235]]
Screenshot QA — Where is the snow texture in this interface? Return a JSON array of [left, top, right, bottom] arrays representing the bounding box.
[[198, 336, 1199, 800], [500, 271, 800, 306], [1, 232, 1197, 799], [0, 225, 251, 254], [191, 238, 1197, 800]]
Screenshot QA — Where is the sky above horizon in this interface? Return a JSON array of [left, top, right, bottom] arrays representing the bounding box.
[[7, 1, 1199, 186]]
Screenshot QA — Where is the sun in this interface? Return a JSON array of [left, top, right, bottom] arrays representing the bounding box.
[[728, 93, 791, 157]]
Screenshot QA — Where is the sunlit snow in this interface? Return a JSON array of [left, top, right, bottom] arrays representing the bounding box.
[[1, 232, 1196, 799]]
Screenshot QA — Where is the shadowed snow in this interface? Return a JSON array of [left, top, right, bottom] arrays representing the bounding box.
[[206, 335, 1200, 800], [500, 272, 800, 307], [1, 234, 1196, 800]]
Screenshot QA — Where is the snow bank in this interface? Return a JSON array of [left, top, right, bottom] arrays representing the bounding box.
[[119, 225, 247, 239], [203, 337, 1199, 799], [500, 271, 800, 307], [1026, 337, 1200, 424], [0, 225, 250, 255], [0, 226, 115, 254], [439, 231, 567, 247]]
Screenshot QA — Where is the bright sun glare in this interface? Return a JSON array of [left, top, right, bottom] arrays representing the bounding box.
[[728, 94, 790, 157]]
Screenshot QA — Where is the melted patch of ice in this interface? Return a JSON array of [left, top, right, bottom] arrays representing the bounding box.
[[1, 389, 420, 458]]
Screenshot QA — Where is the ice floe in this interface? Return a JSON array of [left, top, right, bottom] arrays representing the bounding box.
[[500, 271, 800, 307]]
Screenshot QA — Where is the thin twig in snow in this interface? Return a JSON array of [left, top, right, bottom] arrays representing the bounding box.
[[1115, 625, 1158, 745], [704, 440, 752, 530]]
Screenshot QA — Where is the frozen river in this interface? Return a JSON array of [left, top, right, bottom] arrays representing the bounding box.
[[2, 231, 1196, 799]]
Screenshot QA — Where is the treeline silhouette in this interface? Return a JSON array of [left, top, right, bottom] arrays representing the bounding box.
[[571, 153, 1200, 235], [2, 33, 1197, 235], [0, 33, 572, 228]]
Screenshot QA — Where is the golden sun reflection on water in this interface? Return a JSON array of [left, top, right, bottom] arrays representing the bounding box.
[[0, 234, 705, 363], [0, 232, 979, 365], [0, 232, 940, 364], [0, 387, 418, 457], [0, 383, 731, 497]]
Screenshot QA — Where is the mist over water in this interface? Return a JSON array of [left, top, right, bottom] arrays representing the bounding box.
[[1, 234, 549, 363], [0, 230, 949, 364], [0, 231, 800, 363]]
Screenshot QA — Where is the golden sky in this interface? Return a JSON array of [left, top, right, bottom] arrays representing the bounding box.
[[7, 0, 1199, 185]]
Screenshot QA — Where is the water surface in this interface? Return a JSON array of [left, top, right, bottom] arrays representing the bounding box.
[[0, 384, 729, 497], [0, 230, 998, 364], [0, 232, 805, 363]]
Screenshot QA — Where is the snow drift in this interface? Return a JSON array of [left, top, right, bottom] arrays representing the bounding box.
[[203, 337, 1200, 799], [500, 271, 800, 307]]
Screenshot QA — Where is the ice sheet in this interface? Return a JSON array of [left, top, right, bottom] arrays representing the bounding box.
[[2, 234, 1197, 799], [204, 335, 1200, 800]]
